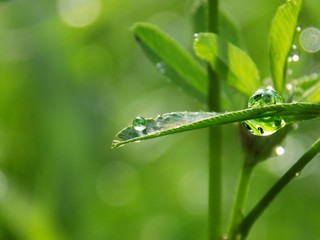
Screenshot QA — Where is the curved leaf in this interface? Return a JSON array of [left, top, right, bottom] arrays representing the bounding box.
[[132, 22, 207, 102], [269, 0, 303, 94], [112, 103, 320, 148], [193, 33, 260, 97]]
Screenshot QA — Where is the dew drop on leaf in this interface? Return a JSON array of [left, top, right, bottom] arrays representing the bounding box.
[[156, 62, 166, 74], [241, 87, 286, 136], [288, 45, 300, 62], [132, 116, 147, 131]]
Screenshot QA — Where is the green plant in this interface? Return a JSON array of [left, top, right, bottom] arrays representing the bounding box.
[[112, 0, 320, 239]]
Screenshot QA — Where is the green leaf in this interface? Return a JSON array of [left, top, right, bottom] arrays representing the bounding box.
[[292, 73, 320, 102], [112, 103, 320, 148], [269, 0, 303, 94], [132, 22, 207, 102], [193, 33, 260, 97]]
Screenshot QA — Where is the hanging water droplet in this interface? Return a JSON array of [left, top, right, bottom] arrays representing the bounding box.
[[193, 33, 199, 41], [296, 25, 301, 32], [288, 45, 300, 62], [156, 62, 166, 74], [241, 87, 286, 136], [132, 116, 147, 131]]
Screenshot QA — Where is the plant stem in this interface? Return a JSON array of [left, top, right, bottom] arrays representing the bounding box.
[[228, 161, 255, 239], [237, 137, 320, 239], [207, 0, 221, 239]]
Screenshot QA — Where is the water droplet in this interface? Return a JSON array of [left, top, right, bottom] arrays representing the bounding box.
[[295, 172, 301, 177], [296, 25, 301, 32], [275, 146, 285, 156], [288, 45, 300, 62], [156, 62, 166, 74], [132, 116, 147, 131], [193, 33, 199, 41], [241, 87, 286, 136], [286, 83, 293, 91]]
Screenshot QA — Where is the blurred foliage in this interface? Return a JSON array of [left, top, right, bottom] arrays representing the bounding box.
[[0, 0, 319, 240]]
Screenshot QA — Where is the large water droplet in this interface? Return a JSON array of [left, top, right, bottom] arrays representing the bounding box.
[[288, 45, 300, 62], [241, 87, 286, 136], [132, 116, 147, 131]]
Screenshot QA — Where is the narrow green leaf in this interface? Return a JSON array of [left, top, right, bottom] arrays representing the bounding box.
[[269, 0, 303, 94], [193, 33, 260, 97], [112, 103, 320, 148], [132, 22, 207, 102]]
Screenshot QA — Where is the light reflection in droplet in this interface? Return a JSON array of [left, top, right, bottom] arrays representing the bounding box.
[[58, 0, 101, 27], [300, 27, 320, 53]]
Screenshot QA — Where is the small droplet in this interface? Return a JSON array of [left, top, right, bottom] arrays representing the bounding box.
[[193, 33, 199, 41], [275, 146, 285, 156], [132, 116, 147, 131], [295, 172, 301, 177], [286, 83, 293, 90], [241, 87, 286, 136], [156, 62, 166, 74], [296, 25, 302, 32], [288, 45, 300, 62]]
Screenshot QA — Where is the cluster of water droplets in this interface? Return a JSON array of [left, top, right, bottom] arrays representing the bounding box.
[[127, 112, 218, 140], [241, 87, 286, 136], [288, 44, 300, 62]]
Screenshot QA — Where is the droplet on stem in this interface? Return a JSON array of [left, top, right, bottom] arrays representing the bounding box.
[[132, 116, 147, 131]]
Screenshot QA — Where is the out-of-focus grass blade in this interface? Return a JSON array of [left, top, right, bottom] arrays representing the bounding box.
[[193, 33, 260, 97], [112, 103, 320, 148], [292, 73, 320, 102], [269, 0, 303, 94], [132, 22, 207, 102]]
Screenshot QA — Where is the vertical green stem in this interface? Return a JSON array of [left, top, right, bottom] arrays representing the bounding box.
[[228, 161, 255, 239], [207, 0, 221, 239]]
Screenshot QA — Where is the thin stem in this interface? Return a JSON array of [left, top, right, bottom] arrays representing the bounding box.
[[237, 137, 320, 239], [207, 0, 221, 240], [228, 161, 255, 239]]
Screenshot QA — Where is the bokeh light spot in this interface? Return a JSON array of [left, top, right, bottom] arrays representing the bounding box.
[[275, 146, 285, 156], [58, 0, 101, 27], [299, 27, 320, 53]]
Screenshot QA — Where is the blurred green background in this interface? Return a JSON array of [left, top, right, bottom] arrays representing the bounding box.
[[0, 0, 320, 239]]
